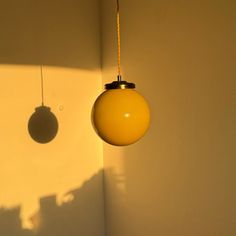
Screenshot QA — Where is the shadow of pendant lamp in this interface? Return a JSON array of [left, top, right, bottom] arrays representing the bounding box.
[[92, 0, 150, 146], [28, 66, 58, 144]]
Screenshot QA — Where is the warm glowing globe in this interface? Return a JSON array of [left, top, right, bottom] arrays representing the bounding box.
[[92, 83, 150, 146]]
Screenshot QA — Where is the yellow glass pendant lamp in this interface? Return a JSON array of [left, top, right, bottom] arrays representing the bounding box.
[[92, 0, 150, 146]]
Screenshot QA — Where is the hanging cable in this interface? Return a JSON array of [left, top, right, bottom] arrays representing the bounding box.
[[116, 0, 121, 81]]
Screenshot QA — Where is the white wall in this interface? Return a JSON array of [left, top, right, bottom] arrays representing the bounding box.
[[0, 1, 105, 236], [102, 0, 236, 236]]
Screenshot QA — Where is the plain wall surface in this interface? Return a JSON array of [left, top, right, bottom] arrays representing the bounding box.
[[0, 0, 105, 236], [102, 0, 236, 236]]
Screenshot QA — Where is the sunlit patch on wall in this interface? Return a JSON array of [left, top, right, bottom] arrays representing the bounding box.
[[0, 64, 103, 230], [60, 193, 75, 204]]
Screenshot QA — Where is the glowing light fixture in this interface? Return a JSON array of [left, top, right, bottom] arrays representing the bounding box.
[[92, 0, 150, 146]]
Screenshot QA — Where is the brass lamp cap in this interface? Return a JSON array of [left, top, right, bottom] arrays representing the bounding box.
[[105, 80, 136, 90]]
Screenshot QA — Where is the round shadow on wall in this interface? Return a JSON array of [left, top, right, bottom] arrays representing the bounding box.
[[28, 106, 59, 144]]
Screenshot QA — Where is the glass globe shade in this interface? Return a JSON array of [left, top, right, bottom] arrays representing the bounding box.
[[92, 88, 150, 146]]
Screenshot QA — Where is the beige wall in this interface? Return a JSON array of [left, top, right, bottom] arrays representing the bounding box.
[[102, 0, 236, 236], [0, 1, 105, 236]]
